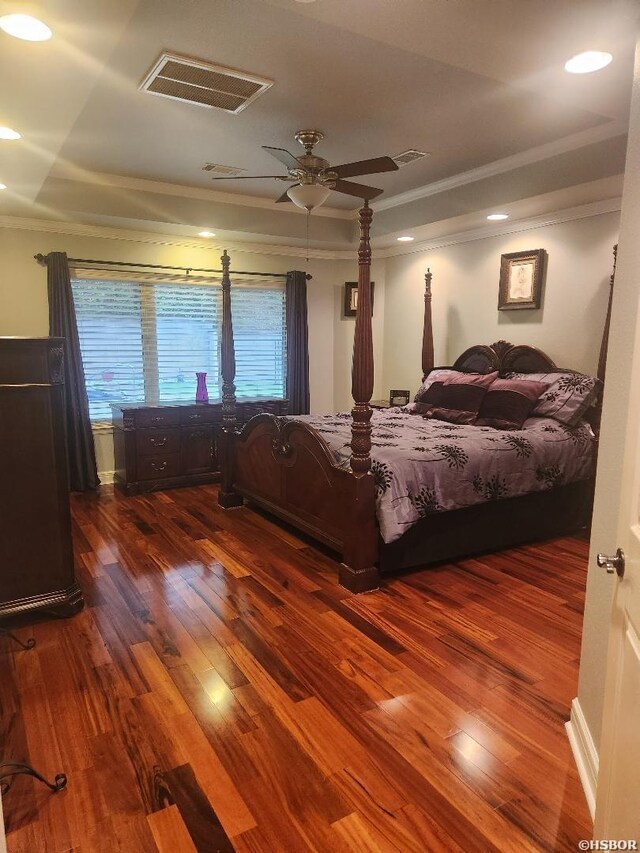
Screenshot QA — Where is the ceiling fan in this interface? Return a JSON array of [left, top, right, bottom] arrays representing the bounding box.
[[209, 130, 399, 211]]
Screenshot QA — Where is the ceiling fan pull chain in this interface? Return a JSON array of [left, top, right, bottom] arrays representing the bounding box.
[[306, 210, 310, 263]]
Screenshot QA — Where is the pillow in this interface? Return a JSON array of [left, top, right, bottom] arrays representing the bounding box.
[[411, 381, 448, 414], [414, 369, 458, 402], [505, 371, 600, 426], [476, 378, 548, 430], [421, 371, 498, 424]]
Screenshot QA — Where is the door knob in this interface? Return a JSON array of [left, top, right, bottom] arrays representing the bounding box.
[[596, 548, 625, 578]]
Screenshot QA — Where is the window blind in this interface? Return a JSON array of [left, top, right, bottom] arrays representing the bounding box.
[[72, 275, 286, 423], [154, 284, 222, 403], [72, 279, 145, 423], [233, 285, 286, 398]]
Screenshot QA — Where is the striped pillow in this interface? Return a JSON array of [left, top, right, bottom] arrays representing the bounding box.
[[476, 378, 548, 430]]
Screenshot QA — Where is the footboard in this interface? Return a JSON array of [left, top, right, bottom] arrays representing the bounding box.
[[226, 415, 380, 591]]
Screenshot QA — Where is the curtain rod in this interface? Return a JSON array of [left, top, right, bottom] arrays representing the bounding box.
[[34, 253, 312, 280]]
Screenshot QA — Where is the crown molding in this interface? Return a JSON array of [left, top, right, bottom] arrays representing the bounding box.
[[47, 166, 355, 221], [0, 196, 620, 263], [372, 120, 628, 213], [375, 197, 622, 258], [0, 214, 354, 260]]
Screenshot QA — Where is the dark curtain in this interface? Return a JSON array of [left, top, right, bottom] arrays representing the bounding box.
[[47, 252, 100, 491], [285, 270, 310, 415]]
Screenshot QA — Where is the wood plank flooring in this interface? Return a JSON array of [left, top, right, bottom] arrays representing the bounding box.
[[1, 484, 591, 852]]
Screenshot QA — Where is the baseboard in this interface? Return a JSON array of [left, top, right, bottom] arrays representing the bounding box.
[[99, 470, 115, 485], [565, 697, 599, 820]]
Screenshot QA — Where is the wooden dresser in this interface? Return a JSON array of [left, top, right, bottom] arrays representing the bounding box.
[[0, 338, 83, 619], [111, 398, 288, 495]]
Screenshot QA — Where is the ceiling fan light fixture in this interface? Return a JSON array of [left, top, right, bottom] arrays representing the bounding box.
[[286, 183, 331, 211]]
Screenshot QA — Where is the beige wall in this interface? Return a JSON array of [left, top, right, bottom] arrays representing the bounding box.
[[382, 212, 620, 398], [0, 224, 344, 474]]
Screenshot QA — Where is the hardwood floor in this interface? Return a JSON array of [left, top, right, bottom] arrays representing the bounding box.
[[1, 484, 591, 852]]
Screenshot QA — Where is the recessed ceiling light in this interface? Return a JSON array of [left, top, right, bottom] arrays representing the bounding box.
[[0, 14, 52, 41], [397, 236, 414, 242], [198, 230, 216, 238], [487, 213, 509, 221], [0, 183, 6, 190], [0, 126, 20, 140], [564, 51, 612, 74]]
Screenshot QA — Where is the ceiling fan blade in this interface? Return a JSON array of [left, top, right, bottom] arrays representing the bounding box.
[[209, 175, 288, 180], [276, 185, 297, 203], [262, 146, 300, 170], [329, 156, 399, 180], [331, 179, 384, 200]]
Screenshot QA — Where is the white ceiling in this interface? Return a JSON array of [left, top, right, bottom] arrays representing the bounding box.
[[0, 0, 637, 250]]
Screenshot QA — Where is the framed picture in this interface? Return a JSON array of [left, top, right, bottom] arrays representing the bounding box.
[[344, 281, 375, 317], [498, 249, 546, 310]]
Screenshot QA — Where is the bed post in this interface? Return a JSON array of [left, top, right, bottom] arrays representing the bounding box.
[[218, 249, 243, 508], [422, 268, 434, 376], [340, 201, 379, 592], [598, 244, 617, 383]]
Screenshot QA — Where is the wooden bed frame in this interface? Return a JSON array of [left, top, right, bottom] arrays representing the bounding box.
[[216, 212, 613, 592]]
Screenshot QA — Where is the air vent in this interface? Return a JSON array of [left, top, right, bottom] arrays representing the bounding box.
[[202, 163, 246, 177], [140, 52, 273, 114], [393, 149, 430, 167]]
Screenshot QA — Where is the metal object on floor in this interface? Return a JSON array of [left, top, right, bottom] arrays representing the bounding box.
[[0, 763, 67, 796], [0, 627, 35, 651]]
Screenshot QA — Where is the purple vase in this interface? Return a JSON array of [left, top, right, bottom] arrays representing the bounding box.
[[195, 372, 209, 403]]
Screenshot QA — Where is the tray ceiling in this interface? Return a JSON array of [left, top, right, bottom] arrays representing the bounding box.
[[0, 0, 637, 249]]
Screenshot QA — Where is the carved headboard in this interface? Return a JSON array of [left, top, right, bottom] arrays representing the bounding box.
[[452, 340, 558, 375]]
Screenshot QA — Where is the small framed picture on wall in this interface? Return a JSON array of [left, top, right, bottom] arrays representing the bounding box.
[[344, 281, 375, 317], [498, 249, 546, 310]]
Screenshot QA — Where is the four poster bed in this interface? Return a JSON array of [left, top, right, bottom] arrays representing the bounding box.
[[216, 207, 611, 592]]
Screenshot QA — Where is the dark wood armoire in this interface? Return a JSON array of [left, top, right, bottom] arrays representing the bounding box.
[[0, 337, 83, 619]]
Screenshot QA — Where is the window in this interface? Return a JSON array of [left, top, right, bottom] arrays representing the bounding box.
[[72, 276, 286, 423]]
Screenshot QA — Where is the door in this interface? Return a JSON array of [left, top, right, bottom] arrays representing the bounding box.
[[594, 325, 640, 838], [181, 426, 216, 475], [593, 34, 640, 841]]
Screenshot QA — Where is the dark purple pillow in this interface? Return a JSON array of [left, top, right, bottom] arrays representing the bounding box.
[[412, 381, 447, 414], [422, 371, 498, 424], [476, 378, 548, 430]]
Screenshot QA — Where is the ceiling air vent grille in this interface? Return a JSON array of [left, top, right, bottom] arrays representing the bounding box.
[[202, 163, 246, 177], [393, 149, 430, 167], [140, 52, 273, 114]]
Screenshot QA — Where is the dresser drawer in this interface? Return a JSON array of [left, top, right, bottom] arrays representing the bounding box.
[[135, 409, 181, 429], [179, 407, 221, 425], [137, 453, 181, 481], [136, 428, 181, 456]]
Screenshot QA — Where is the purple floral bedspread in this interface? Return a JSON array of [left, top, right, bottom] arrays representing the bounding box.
[[290, 409, 595, 544]]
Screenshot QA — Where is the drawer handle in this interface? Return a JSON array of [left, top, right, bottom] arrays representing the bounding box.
[[151, 416, 165, 423], [189, 413, 202, 420], [150, 436, 168, 447], [151, 461, 168, 472]]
